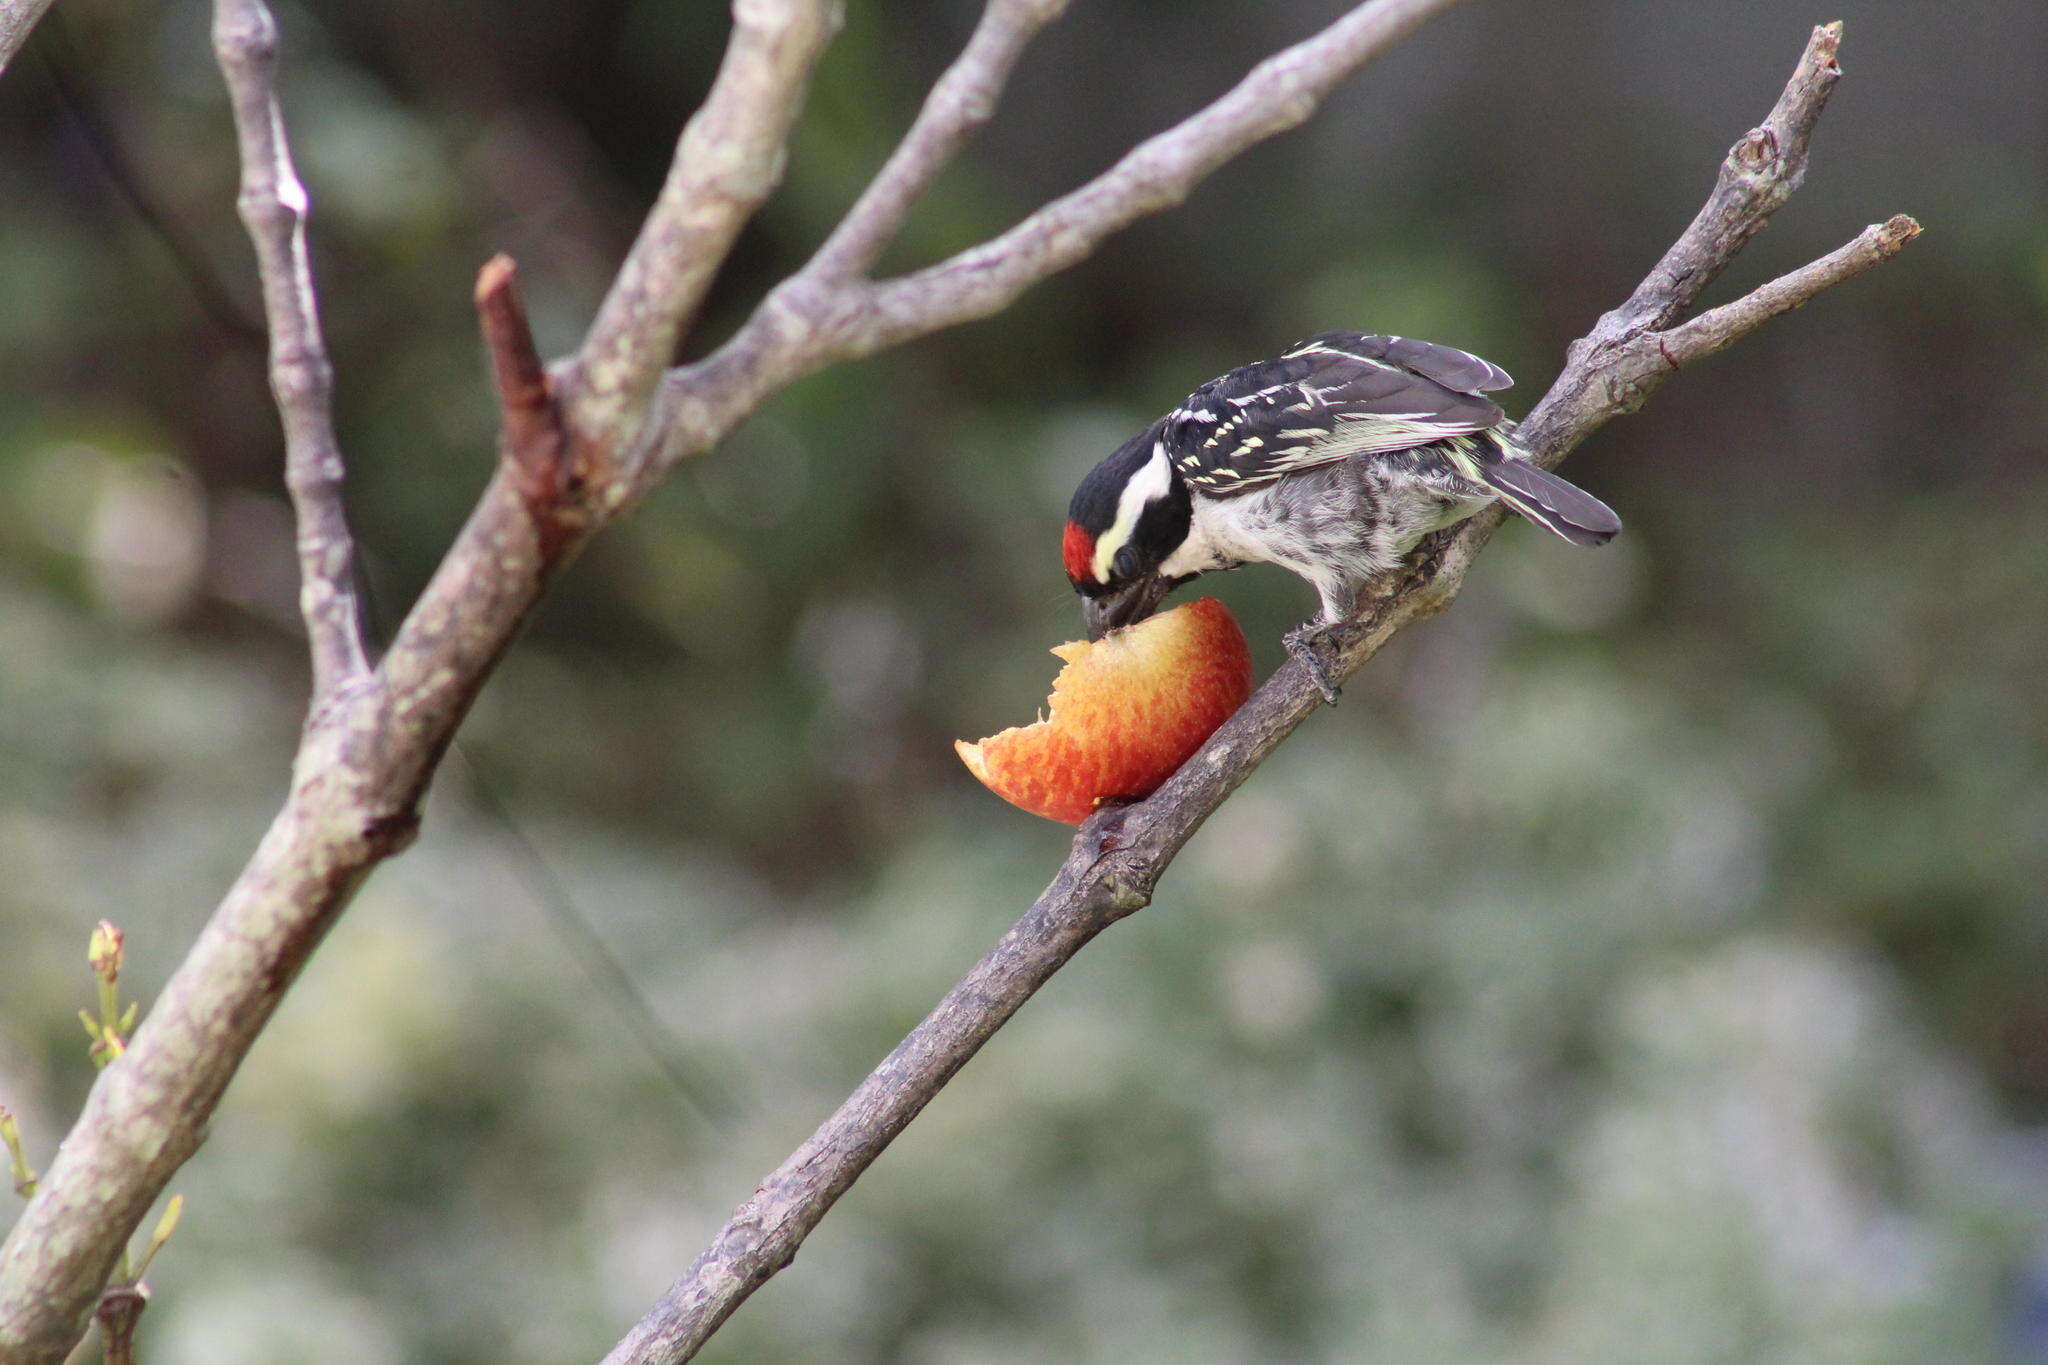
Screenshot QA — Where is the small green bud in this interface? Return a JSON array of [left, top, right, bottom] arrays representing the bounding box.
[[1, 1105, 37, 1198], [88, 921, 124, 985]]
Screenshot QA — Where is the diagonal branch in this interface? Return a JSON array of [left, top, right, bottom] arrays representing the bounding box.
[[804, 0, 1071, 280], [603, 25, 1917, 1364], [642, 0, 1479, 482], [853, 0, 1477, 349], [1514, 213, 1919, 475], [0, 0, 55, 77], [1652, 214, 1921, 372], [564, 0, 839, 471], [214, 0, 369, 697], [1518, 19, 1850, 463], [1604, 20, 1846, 338]]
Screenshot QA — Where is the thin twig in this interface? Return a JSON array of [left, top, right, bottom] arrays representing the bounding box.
[[805, 0, 1071, 280], [214, 0, 369, 696], [1655, 214, 1920, 368], [852, 0, 1476, 349], [603, 25, 1916, 1363], [564, 0, 840, 474]]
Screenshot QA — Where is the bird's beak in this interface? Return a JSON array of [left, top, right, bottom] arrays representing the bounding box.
[[1083, 573, 1176, 641]]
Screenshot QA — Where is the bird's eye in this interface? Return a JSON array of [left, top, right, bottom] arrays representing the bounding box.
[[1112, 546, 1139, 581]]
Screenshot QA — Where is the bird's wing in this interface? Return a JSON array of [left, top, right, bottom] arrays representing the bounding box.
[[1162, 332, 1512, 497]]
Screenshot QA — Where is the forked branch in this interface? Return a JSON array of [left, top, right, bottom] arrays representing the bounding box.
[[565, 0, 840, 472], [642, 0, 1481, 480], [603, 24, 1917, 1364]]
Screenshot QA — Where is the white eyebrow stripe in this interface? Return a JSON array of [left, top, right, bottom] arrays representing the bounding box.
[[1093, 441, 1174, 582]]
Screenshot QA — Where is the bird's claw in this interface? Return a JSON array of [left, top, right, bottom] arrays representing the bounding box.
[[1283, 622, 1344, 705]]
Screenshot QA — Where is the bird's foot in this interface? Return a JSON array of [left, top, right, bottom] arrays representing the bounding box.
[[1283, 621, 1345, 705]]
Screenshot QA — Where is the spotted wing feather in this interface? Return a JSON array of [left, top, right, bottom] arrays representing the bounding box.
[[1287, 330, 1513, 393], [1163, 332, 1513, 497]]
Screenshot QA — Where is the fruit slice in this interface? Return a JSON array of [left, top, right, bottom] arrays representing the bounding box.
[[956, 597, 1255, 824]]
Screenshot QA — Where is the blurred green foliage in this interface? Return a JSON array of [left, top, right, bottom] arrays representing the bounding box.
[[2, 1, 2046, 1361]]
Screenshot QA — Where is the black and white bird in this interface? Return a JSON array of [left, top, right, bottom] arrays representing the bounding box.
[[1062, 331, 1621, 700]]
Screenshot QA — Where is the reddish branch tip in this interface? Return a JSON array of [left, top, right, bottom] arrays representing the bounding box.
[[473, 253, 568, 508], [473, 254, 547, 412], [474, 252, 518, 306], [1811, 21, 1843, 73]]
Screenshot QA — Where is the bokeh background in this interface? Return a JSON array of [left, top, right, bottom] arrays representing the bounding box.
[[4, 0, 2046, 1360]]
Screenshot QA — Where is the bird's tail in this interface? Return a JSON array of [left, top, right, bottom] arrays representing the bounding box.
[[1479, 461, 1622, 546], [1460, 435, 1621, 547]]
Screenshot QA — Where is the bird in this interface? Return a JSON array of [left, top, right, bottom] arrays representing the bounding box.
[[1062, 330, 1621, 702]]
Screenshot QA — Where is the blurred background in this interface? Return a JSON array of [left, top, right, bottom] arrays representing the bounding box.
[[3, 0, 2045, 1360]]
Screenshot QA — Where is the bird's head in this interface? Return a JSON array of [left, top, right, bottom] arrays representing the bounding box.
[[1064, 422, 1193, 640]]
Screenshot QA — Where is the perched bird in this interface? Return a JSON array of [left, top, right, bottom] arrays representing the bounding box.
[[1062, 330, 1621, 700]]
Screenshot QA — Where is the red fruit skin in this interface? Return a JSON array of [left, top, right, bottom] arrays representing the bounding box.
[[956, 598, 1256, 824]]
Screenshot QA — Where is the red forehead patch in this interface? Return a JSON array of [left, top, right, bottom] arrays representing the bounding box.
[[1061, 522, 1097, 583]]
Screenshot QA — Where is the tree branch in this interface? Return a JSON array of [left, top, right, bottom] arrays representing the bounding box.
[[1603, 20, 1845, 339], [603, 25, 1917, 1364], [563, 0, 840, 474], [641, 0, 1479, 482], [0, 0, 55, 78], [853, 0, 1477, 349], [1656, 214, 1920, 368], [214, 0, 369, 697], [1516, 18, 1850, 463]]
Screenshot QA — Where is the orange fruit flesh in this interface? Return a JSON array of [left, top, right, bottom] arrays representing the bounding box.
[[956, 597, 1255, 824]]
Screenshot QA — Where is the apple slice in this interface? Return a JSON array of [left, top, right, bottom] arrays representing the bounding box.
[[956, 597, 1254, 824]]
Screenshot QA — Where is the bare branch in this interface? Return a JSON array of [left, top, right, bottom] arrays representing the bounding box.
[[644, 0, 1479, 480], [1656, 214, 1921, 367], [564, 0, 840, 469], [805, 0, 1071, 280], [1517, 21, 1852, 465], [1514, 214, 1921, 469], [0, 0, 55, 77], [1606, 21, 1846, 337], [606, 31, 1918, 1364], [214, 0, 369, 696], [855, 0, 1475, 347]]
